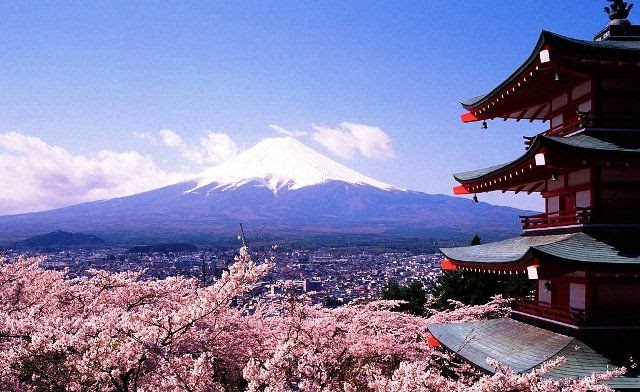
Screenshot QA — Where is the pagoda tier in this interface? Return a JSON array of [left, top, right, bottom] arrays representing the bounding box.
[[453, 131, 640, 234], [453, 131, 640, 194], [460, 31, 640, 130], [441, 231, 640, 329]]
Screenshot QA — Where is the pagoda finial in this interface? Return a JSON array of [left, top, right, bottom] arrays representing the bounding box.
[[605, 0, 634, 24]]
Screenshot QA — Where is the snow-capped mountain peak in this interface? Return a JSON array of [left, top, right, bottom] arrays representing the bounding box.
[[192, 137, 401, 193]]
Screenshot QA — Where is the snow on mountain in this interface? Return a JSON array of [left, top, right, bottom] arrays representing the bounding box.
[[191, 137, 401, 194]]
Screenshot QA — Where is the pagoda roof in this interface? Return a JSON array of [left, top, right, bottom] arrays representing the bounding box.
[[441, 234, 570, 266], [440, 231, 640, 267], [453, 131, 640, 186], [461, 30, 640, 122], [428, 318, 639, 389]]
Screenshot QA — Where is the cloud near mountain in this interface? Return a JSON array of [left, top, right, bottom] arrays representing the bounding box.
[[0, 132, 189, 215], [311, 122, 395, 160], [159, 129, 238, 165], [268, 124, 308, 138], [0, 122, 395, 215], [269, 122, 397, 160]]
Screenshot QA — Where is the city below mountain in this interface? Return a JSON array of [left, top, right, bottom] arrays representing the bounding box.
[[126, 243, 199, 254], [0, 137, 531, 245]]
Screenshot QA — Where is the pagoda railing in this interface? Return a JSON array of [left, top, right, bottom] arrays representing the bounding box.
[[513, 299, 640, 327], [524, 115, 587, 148], [543, 115, 587, 137], [512, 298, 586, 326], [520, 208, 591, 231], [525, 112, 640, 147]]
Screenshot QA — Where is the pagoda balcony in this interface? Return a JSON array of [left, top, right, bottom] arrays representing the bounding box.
[[512, 298, 586, 327], [520, 208, 590, 233], [524, 115, 588, 148], [524, 113, 640, 148], [544, 115, 587, 137], [513, 298, 640, 328]]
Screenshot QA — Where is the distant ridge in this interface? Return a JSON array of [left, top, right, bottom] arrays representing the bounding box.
[[14, 230, 105, 248]]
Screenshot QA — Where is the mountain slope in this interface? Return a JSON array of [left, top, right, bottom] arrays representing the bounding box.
[[0, 137, 531, 243]]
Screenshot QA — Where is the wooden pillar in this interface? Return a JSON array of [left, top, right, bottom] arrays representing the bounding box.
[[591, 166, 602, 223]]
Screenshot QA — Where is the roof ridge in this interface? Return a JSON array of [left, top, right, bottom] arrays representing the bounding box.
[[529, 232, 579, 253]]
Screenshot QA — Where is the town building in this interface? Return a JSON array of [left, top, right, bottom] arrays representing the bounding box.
[[429, 2, 640, 389]]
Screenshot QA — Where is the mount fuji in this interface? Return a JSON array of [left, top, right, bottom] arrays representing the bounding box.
[[0, 137, 528, 244]]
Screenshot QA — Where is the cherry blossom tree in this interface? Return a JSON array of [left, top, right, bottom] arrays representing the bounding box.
[[0, 248, 271, 391], [0, 250, 625, 391], [425, 295, 512, 324], [242, 299, 460, 391]]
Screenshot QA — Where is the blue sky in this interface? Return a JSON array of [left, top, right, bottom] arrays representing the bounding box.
[[0, 1, 618, 214]]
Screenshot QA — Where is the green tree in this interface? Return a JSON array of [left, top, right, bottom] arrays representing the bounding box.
[[324, 296, 343, 308], [429, 234, 533, 311], [381, 280, 426, 316]]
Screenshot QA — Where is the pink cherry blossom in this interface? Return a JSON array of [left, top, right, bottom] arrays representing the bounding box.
[[0, 250, 624, 391]]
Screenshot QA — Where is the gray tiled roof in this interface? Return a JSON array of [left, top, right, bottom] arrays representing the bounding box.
[[428, 318, 639, 389], [453, 132, 640, 184], [555, 33, 640, 52], [429, 318, 574, 373], [533, 232, 640, 265], [453, 162, 512, 182], [547, 132, 640, 153], [440, 232, 640, 266], [440, 234, 571, 264], [462, 31, 640, 109], [461, 94, 490, 107]]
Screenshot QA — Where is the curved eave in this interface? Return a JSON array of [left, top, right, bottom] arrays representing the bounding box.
[[442, 257, 532, 272], [531, 232, 640, 267], [453, 132, 640, 194], [453, 135, 547, 185], [441, 233, 640, 270], [439, 234, 572, 268], [427, 318, 629, 383], [453, 159, 532, 184], [460, 30, 640, 122], [461, 31, 548, 111]]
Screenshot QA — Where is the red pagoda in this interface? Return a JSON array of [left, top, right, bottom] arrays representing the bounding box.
[[428, 1, 640, 388]]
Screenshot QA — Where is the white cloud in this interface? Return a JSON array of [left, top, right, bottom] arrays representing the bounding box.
[[160, 129, 237, 165], [268, 124, 308, 138], [0, 132, 191, 215], [312, 122, 395, 160], [132, 131, 157, 144], [160, 129, 186, 149], [199, 131, 238, 164]]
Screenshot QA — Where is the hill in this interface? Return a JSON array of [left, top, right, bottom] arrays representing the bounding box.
[[14, 230, 106, 248]]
